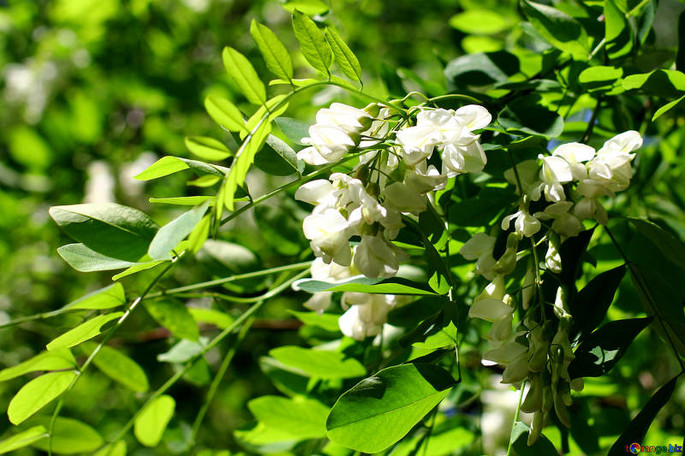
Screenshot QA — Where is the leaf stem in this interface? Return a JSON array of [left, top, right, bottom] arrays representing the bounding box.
[[506, 379, 527, 456]]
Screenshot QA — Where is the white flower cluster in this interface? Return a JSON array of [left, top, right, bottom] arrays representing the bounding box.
[[459, 130, 642, 444], [296, 102, 492, 339], [502, 131, 642, 239]]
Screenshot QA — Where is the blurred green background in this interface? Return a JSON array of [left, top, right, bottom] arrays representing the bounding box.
[[1, 0, 685, 454]]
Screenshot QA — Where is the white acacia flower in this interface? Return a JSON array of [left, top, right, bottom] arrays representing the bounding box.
[[395, 125, 442, 165], [460, 232, 497, 278], [501, 209, 541, 237], [534, 202, 584, 238], [454, 104, 492, 132], [339, 292, 394, 340], [552, 143, 595, 180], [298, 124, 355, 165], [539, 155, 573, 202], [441, 140, 487, 176], [504, 159, 542, 201], [294, 180, 335, 206], [573, 197, 608, 225], [353, 235, 404, 278], [302, 208, 351, 265], [404, 163, 446, 194], [584, 131, 641, 193], [383, 182, 426, 215], [315, 102, 372, 134], [303, 258, 357, 313]]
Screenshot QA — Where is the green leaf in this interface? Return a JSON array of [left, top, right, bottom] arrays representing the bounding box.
[[288, 310, 340, 332], [608, 376, 680, 456], [520, 0, 589, 59], [222, 47, 266, 105], [187, 214, 211, 253], [605, 0, 633, 59], [188, 308, 234, 329], [93, 441, 126, 456], [569, 317, 652, 378], [255, 134, 303, 176], [144, 300, 199, 341], [148, 202, 209, 260], [135, 155, 226, 181], [445, 51, 520, 88], [578, 66, 624, 93], [250, 20, 293, 81], [448, 9, 511, 35], [628, 218, 685, 269], [223, 121, 272, 211], [8, 371, 76, 425], [652, 95, 685, 121], [85, 343, 149, 392], [204, 96, 248, 133], [234, 422, 298, 454], [62, 283, 126, 311], [282, 0, 328, 15], [326, 363, 455, 453], [184, 136, 232, 162], [50, 203, 158, 262], [269, 346, 366, 379], [294, 276, 440, 295], [570, 266, 626, 337], [325, 27, 362, 83], [149, 196, 216, 206], [0, 348, 76, 382], [112, 260, 167, 281], [134, 395, 175, 447], [623, 70, 685, 97], [509, 421, 559, 455], [57, 243, 137, 272], [0, 426, 47, 454], [275, 117, 310, 145], [292, 10, 332, 75], [30, 417, 103, 454], [497, 95, 564, 137], [248, 396, 329, 439], [47, 312, 123, 351], [158, 338, 208, 363]]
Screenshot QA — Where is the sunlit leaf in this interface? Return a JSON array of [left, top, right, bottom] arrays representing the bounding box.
[[62, 283, 126, 311], [144, 300, 199, 341], [30, 417, 103, 454], [134, 395, 175, 447], [134, 156, 226, 181], [292, 10, 332, 75], [249, 396, 329, 439], [326, 363, 455, 453], [325, 27, 362, 83], [184, 136, 232, 162], [222, 47, 266, 105], [0, 348, 76, 382], [8, 371, 76, 425], [204, 96, 248, 133], [84, 343, 149, 392], [0, 426, 47, 454], [520, 1, 589, 59], [47, 312, 123, 351], [250, 20, 293, 81], [269, 346, 366, 379]]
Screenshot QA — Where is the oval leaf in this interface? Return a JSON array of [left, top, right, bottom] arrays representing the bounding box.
[[8, 371, 76, 425], [325, 27, 362, 83], [248, 396, 329, 439], [326, 363, 456, 453], [0, 426, 47, 454], [269, 346, 366, 379], [134, 155, 226, 181], [47, 312, 123, 351], [0, 348, 76, 382], [49, 203, 159, 262], [148, 202, 209, 260], [62, 283, 126, 311], [204, 96, 248, 133], [292, 10, 332, 75], [250, 20, 293, 80], [184, 136, 232, 162], [134, 395, 175, 447], [222, 47, 266, 105], [57, 243, 138, 273], [86, 343, 149, 392], [30, 417, 103, 454], [521, 0, 589, 59], [144, 300, 199, 341]]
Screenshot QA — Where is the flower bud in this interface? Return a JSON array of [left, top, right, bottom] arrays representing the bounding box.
[[545, 234, 562, 274]]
